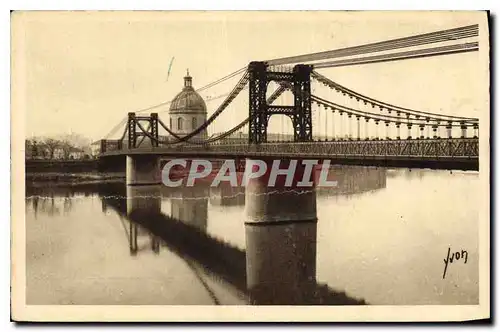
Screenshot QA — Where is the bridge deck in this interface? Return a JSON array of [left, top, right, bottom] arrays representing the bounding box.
[[99, 138, 479, 171]]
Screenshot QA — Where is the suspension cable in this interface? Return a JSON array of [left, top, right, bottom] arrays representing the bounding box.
[[310, 42, 479, 69], [103, 24, 478, 139], [152, 81, 288, 146], [153, 71, 249, 144], [312, 95, 473, 127], [311, 71, 479, 122], [266, 24, 478, 66], [102, 66, 248, 138], [103, 117, 128, 139], [196, 67, 247, 92]]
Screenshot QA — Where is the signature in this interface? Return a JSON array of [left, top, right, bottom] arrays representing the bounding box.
[[443, 247, 468, 279]]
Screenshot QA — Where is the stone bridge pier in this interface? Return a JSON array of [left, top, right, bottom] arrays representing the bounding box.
[[126, 155, 162, 255], [244, 159, 318, 304]]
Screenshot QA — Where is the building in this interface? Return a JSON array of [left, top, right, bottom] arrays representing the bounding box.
[[169, 70, 208, 140]]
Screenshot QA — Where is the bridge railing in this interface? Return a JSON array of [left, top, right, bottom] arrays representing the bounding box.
[[154, 138, 479, 158], [100, 137, 478, 158], [99, 139, 124, 154]]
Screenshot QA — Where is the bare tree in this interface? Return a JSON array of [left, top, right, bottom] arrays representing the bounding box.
[[60, 140, 73, 160], [26, 137, 44, 159], [42, 138, 60, 159], [25, 139, 33, 159], [58, 133, 90, 160], [37, 141, 49, 159], [27, 133, 92, 160]]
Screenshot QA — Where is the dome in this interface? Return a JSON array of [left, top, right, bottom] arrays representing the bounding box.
[[169, 70, 207, 114]]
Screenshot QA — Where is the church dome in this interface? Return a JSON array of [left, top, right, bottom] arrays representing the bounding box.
[[169, 70, 207, 114]]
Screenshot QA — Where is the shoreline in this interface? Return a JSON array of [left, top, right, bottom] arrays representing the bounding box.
[[26, 172, 125, 187]]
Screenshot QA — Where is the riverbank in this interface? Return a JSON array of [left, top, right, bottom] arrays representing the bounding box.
[[26, 172, 125, 187], [26, 159, 99, 173]]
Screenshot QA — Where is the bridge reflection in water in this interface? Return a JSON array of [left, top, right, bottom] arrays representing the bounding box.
[[96, 165, 386, 305]]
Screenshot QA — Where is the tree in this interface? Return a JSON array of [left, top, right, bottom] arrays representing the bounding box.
[[27, 133, 93, 160], [25, 139, 33, 159], [37, 141, 49, 159], [25, 137, 44, 159], [42, 138, 60, 159], [60, 140, 73, 160], [58, 133, 91, 159]]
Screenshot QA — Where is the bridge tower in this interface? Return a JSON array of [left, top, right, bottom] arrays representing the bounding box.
[[125, 113, 162, 255], [127, 112, 159, 148], [248, 61, 313, 144]]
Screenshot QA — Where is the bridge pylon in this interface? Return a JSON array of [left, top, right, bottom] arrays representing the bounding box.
[[128, 112, 137, 148], [248, 61, 313, 144], [127, 112, 159, 149]]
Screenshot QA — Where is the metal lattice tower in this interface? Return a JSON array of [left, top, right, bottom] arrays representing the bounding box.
[[248, 61, 313, 144], [128, 112, 137, 149], [127, 112, 159, 148]]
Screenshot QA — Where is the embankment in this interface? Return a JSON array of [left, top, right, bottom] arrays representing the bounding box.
[[25, 159, 125, 186]]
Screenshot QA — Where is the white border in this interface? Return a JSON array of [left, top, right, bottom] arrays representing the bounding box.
[[4, 1, 498, 330]]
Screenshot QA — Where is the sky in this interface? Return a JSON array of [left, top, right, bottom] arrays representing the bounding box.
[[12, 11, 488, 141]]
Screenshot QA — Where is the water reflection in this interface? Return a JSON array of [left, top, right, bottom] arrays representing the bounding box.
[[26, 166, 387, 303], [27, 166, 478, 305], [26, 165, 387, 217], [99, 182, 365, 304], [99, 182, 249, 296], [316, 165, 387, 198], [170, 186, 209, 231], [93, 165, 387, 305], [26, 183, 102, 218]]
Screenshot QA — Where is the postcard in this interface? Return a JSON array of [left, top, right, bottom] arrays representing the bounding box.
[[11, 10, 490, 322]]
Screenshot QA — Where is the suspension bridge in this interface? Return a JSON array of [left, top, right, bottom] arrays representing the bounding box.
[[90, 23, 483, 305], [98, 24, 480, 171]]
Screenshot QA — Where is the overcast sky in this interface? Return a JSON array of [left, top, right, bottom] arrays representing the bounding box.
[[13, 11, 487, 140]]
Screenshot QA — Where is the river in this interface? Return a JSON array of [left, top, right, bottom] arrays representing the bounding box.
[[25, 166, 479, 305]]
